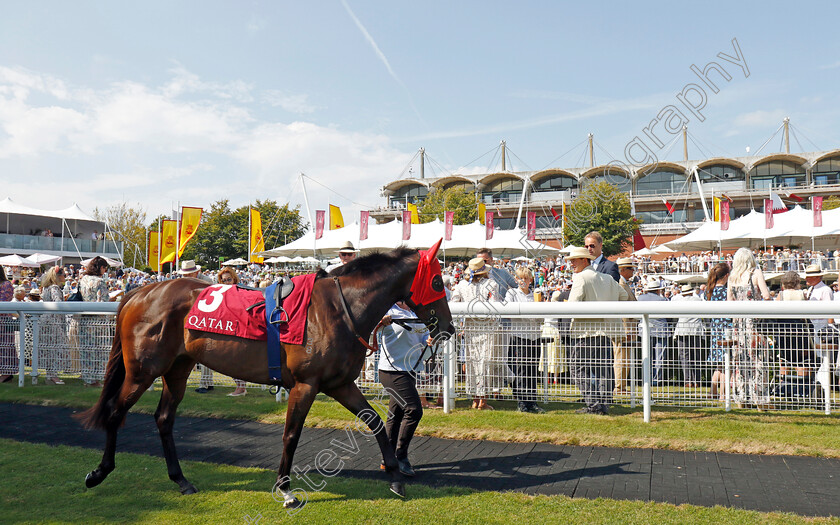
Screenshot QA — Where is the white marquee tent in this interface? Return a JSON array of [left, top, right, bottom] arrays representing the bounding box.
[[261, 219, 560, 259], [665, 205, 840, 251]]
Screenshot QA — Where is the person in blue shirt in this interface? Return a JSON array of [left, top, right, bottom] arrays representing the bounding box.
[[377, 301, 433, 477]]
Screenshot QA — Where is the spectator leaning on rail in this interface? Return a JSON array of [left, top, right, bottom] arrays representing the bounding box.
[[614, 257, 638, 394], [40, 266, 68, 385], [584, 231, 620, 282], [566, 246, 628, 415]]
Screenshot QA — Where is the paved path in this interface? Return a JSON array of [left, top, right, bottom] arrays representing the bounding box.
[[2, 402, 838, 517]]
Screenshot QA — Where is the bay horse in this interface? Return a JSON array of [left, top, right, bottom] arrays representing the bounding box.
[[77, 243, 453, 507]]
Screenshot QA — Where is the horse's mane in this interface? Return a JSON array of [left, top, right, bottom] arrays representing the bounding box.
[[330, 247, 417, 277]]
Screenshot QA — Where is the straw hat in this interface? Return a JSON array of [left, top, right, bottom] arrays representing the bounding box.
[[804, 264, 825, 277], [178, 260, 201, 274], [644, 280, 664, 292], [565, 247, 595, 260], [680, 283, 694, 295], [467, 257, 490, 275], [338, 241, 358, 254], [616, 257, 635, 268]]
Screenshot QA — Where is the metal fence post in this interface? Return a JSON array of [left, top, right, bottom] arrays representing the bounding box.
[[542, 318, 551, 403], [17, 311, 25, 387], [443, 336, 455, 414], [724, 346, 731, 412], [641, 314, 651, 423], [824, 352, 832, 416], [30, 315, 40, 385]]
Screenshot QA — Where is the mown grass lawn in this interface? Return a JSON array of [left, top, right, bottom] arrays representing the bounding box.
[[1, 439, 835, 525], [2, 379, 840, 458]]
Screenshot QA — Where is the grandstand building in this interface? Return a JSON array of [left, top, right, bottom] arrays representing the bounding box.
[[370, 122, 840, 248]]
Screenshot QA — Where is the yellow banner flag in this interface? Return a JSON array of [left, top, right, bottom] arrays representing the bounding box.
[[148, 231, 160, 272], [159, 220, 178, 265], [713, 196, 721, 221], [407, 202, 419, 224], [478, 202, 486, 224], [329, 204, 345, 230], [178, 207, 202, 256], [249, 208, 265, 263]]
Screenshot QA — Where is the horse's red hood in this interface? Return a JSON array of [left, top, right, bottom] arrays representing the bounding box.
[[409, 238, 446, 306]]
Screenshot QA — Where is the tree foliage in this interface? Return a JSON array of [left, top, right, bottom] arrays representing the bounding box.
[[93, 202, 147, 269], [562, 181, 638, 257], [823, 195, 840, 211], [415, 187, 478, 224], [179, 199, 306, 269]]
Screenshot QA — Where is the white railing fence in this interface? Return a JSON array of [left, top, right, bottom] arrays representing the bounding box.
[[2, 301, 838, 422]]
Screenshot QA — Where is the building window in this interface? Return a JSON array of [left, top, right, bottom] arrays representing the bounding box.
[[585, 171, 630, 189], [636, 170, 689, 196], [481, 177, 523, 204], [532, 174, 578, 192], [749, 160, 806, 190], [812, 157, 840, 186], [389, 184, 428, 207], [636, 209, 687, 224]]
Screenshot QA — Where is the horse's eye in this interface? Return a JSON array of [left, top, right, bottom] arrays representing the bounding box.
[[431, 275, 444, 292]]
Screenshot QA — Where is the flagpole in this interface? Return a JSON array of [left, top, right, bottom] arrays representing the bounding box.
[[300, 174, 316, 258], [248, 204, 251, 263], [157, 215, 162, 279], [175, 202, 181, 273]]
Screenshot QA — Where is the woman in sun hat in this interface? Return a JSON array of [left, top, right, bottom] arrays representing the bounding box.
[[450, 257, 501, 410]]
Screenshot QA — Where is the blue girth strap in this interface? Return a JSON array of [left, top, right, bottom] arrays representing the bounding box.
[[264, 283, 283, 382]]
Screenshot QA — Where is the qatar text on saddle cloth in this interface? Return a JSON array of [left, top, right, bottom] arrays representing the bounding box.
[[185, 274, 316, 345]]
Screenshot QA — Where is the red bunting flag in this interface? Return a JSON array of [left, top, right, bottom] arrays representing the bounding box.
[[315, 210, 325, 240], [359, 211, 369, 240], [662, 198, 675, 215], [633, 229, 646, 251], [402, 210, 411, 240], [485, 211, 494, 240], [444, 211, 454, 241], [813, 196, 823, 227], [720, 200, 730, 231], [550, 207, 561, 222], [526, 211, 536, 241], [764, 199, 774, 229]]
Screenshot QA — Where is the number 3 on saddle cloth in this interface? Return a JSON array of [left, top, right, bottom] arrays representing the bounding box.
[[185, 274, 318, 382]]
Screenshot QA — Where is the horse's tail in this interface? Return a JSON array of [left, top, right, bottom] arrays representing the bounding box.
[[74, 302, 128, 431]]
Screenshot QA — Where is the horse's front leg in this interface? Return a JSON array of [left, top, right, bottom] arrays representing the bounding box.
[[324, 381, 405, 498], [275, 380, 318, 509]]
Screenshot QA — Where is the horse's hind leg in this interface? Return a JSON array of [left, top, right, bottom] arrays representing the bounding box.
[[324, 382, 405, 498], [275, 381, 318, 509], [85, 372, 156, 488], [155, 357, 197, 495]]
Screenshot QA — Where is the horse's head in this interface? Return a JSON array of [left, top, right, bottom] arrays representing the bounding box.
[[404, 239, 454, 343]]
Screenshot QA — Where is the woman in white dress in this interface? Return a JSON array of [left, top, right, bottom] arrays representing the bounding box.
[[40, 266, 68, 384], [450, 257, 501, 410]]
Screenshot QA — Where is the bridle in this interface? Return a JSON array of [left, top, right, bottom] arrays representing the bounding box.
[[332, 276, 443, 356]]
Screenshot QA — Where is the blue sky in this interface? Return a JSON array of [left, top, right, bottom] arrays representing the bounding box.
[[2, 1, 840, 227]]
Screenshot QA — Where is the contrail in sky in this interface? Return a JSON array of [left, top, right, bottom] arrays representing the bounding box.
[[340, 0, 430, 131]]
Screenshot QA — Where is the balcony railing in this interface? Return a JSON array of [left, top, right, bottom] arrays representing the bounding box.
[[0, 233, 123, 256]]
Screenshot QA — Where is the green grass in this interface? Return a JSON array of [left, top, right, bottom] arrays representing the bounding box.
[[1, 439, 835, 524], [3, 379, 840, 458]]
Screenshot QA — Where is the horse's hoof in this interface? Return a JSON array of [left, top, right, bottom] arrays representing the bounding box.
[[180, 483, 198, 495], [389, 481, 405, 498], [85, 470, 103, 488], [283, 498, 304, 509]]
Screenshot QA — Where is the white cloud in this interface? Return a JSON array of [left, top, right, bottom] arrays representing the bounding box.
[[731, 109, 787, 129], [0, 65, 410, 216], [262, 90, 320, 114], [819, 60, 840, 70]]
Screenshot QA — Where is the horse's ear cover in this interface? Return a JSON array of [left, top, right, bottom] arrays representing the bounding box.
[[409, 238, 446, 306]]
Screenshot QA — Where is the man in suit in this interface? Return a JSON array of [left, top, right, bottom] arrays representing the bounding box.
[[585, 231, 619, 282], [614, 257, 638, 394], [567, 247, 628, 415], [636, 279, 670, 386]]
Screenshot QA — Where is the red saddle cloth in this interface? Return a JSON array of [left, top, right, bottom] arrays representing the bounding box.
[[185, 275, 318, 344], [186, 285, 267, 340]]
